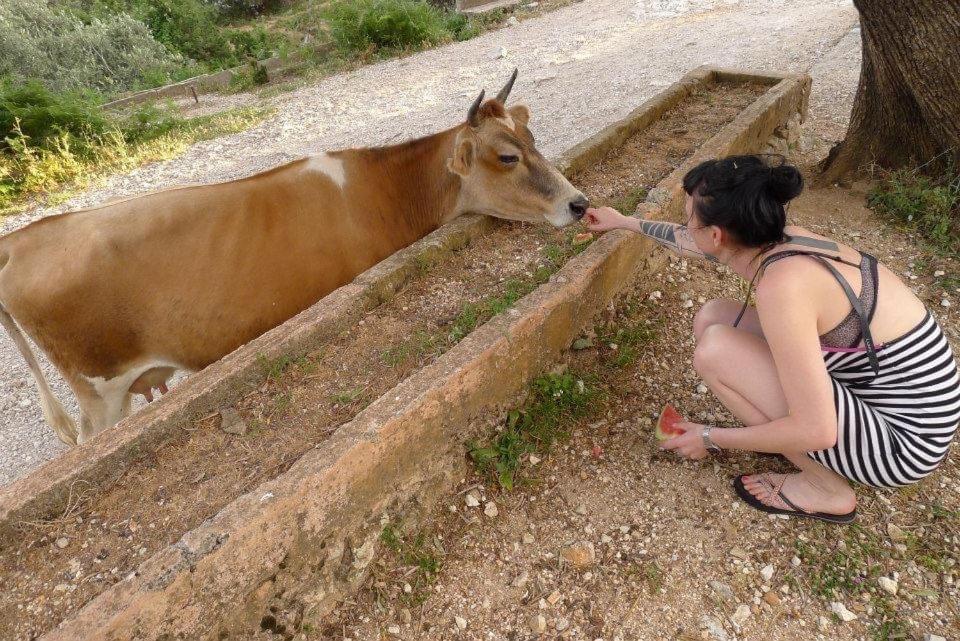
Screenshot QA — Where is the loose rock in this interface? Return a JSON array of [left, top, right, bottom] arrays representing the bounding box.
[[878, 576, 898, 595], [830, 601, 857, 622], [220, 408, 247, 436], [528, 614, 547, 634], [887, 523, 908, 542], [731, 604, 751, 626], [700, 616, 729, 641], [560, 541, 596, 567], [760, 564, 774, 582], [709, 580, 735, 603], [484, 501, 499, 518]]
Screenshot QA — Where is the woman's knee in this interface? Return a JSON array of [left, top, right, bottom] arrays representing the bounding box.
[[693, 298, 742, 342], [693, 323, 741, 377]]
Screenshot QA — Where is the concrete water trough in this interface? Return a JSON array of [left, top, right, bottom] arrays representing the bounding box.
[[0, 66, 810, 640]]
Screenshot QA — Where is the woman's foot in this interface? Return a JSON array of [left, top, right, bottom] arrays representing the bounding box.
[[741, 471, 856, 516]]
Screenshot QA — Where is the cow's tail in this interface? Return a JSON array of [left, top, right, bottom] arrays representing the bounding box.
[[0, 254, 78, 446]]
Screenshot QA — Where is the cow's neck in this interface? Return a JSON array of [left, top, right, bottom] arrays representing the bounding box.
[[352, 127, 464, 242]]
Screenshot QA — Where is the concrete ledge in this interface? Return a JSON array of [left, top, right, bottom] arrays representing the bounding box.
[[40, 66, 811, 640], [0, 214, 496, 541], [103, 55, 296, 110], [457, 0, 524, 14]]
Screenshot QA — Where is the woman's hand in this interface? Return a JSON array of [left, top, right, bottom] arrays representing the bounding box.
[[584, 206, 627, 232], [660, 422, 710, 460]]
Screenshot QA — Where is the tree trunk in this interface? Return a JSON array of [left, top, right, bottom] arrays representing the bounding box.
[[818, 0, 960, 184]]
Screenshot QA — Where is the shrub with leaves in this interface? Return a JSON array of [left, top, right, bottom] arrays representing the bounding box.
[[325, 0, 457, 53], [0, 81, 108, 152], [0, 0, 184, 94], [868, 166, 960, 254]]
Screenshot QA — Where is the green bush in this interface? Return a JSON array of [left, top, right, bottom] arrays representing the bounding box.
[[0, 0, 184, 94], [868, 167, 960, 253], [140, 0, 234, 64], [225, 26, 290, 61], [325, 0, 457, 53], [0, 80, 108, 152], [207, 0, 292, 18]]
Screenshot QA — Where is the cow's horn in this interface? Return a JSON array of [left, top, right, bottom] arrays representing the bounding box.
[[496, 68, 518, 103], [467, 89, 485, 127]]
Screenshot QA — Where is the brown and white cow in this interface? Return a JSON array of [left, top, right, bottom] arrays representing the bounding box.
[[0, 70, 588, 446]]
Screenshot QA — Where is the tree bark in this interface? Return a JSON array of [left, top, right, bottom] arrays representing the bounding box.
[[818, 0, 960, 184]]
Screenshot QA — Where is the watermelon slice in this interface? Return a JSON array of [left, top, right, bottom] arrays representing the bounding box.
[[655, 404, 686, 441]]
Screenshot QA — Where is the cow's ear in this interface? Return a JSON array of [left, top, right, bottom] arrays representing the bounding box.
[[508, 104, 529, 128], [448, 136, 475, 177]]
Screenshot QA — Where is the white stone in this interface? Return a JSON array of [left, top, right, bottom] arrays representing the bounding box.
[[791, 556, 801, 567], [817, 616, 830, 632], [528, 614, 547, 634], [454, 616, 467, 630], [387, 624, 401, 635], [529, 454, 541, 465], [696, 384, 708, 394], [507, 16, 519, 26], [923, 634, 946, 641], [887, 523, 908, 542], [484, 501, 499, 518], [830, 601, 857, 622], [941, 299, 951, 308], [934, 270, 946, 277], [700, 616, 729, 641], [731, 604, 751, 626], [522, 533, 535, 544], [878, 576, 898, 595], [493, 46, 508, 59], [465, 493, 480, 508], [760, 564, 775, 582], [55, 537, 69, 549]]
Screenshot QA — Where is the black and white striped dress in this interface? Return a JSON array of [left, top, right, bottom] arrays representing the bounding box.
[[813, 312, 960, 488], [752, 248, 960, 488]]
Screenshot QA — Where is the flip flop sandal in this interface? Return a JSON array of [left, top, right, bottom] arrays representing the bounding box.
[[734, 474, 856, 525]]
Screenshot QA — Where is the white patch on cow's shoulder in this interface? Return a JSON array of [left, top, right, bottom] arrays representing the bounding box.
[[305, 153, 347, 189]]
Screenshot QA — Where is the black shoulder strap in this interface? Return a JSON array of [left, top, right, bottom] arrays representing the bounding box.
[[807, 256, 881, 376], [732, 250, 881, 378]]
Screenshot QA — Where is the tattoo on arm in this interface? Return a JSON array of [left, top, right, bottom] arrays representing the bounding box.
[[637, 220, 719, 263]]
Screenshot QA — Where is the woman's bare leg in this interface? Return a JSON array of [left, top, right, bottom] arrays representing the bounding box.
[[692, 314, 857, 515]]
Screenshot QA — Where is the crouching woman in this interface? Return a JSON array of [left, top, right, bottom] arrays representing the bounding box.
[[584, 155, 960, 523]]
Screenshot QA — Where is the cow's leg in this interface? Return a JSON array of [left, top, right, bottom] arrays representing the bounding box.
[[73, 372, 139, 444]]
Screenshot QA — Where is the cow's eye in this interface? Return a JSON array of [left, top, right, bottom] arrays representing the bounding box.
[[498, 154, 520, 165]]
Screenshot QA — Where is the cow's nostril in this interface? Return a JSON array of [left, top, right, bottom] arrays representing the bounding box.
[[569, 195, 589, 220]]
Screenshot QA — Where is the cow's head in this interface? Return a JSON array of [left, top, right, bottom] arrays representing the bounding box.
[[448, 69, 588, 227]]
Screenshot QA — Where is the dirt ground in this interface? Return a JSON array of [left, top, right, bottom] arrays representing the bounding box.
[[305, 116, 960, 641], [0, 0, 859, 484], [0, 82, 766, 641]]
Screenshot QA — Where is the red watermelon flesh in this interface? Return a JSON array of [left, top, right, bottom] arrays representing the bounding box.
[[655, 404, 685, 441]]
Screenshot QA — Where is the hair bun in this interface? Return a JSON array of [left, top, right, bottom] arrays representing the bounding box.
[[766, 164, 804, 204]]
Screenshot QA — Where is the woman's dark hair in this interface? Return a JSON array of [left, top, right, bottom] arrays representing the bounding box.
[[682, 154, 803, 249]]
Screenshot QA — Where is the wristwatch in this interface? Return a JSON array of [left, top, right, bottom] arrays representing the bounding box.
[[702, 425, 722, 454]]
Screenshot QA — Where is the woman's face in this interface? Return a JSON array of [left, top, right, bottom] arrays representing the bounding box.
[[684, 195, 720, 256]]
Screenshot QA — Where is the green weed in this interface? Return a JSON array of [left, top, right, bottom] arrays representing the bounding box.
[[468, 371, 597, 490]]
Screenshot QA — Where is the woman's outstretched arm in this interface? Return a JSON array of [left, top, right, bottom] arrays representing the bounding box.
[[584, 206, 719, 262]]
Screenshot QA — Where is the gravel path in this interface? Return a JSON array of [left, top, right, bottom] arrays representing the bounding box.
[[0, 0, 859, 485]]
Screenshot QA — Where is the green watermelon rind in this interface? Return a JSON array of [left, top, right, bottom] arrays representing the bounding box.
[[655, 404, 685, 441]]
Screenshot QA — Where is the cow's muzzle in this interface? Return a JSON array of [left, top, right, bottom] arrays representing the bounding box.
[[568, 195, 589, 221]]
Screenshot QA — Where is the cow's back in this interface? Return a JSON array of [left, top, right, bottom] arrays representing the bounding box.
[[0, 160, 362, 380]]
